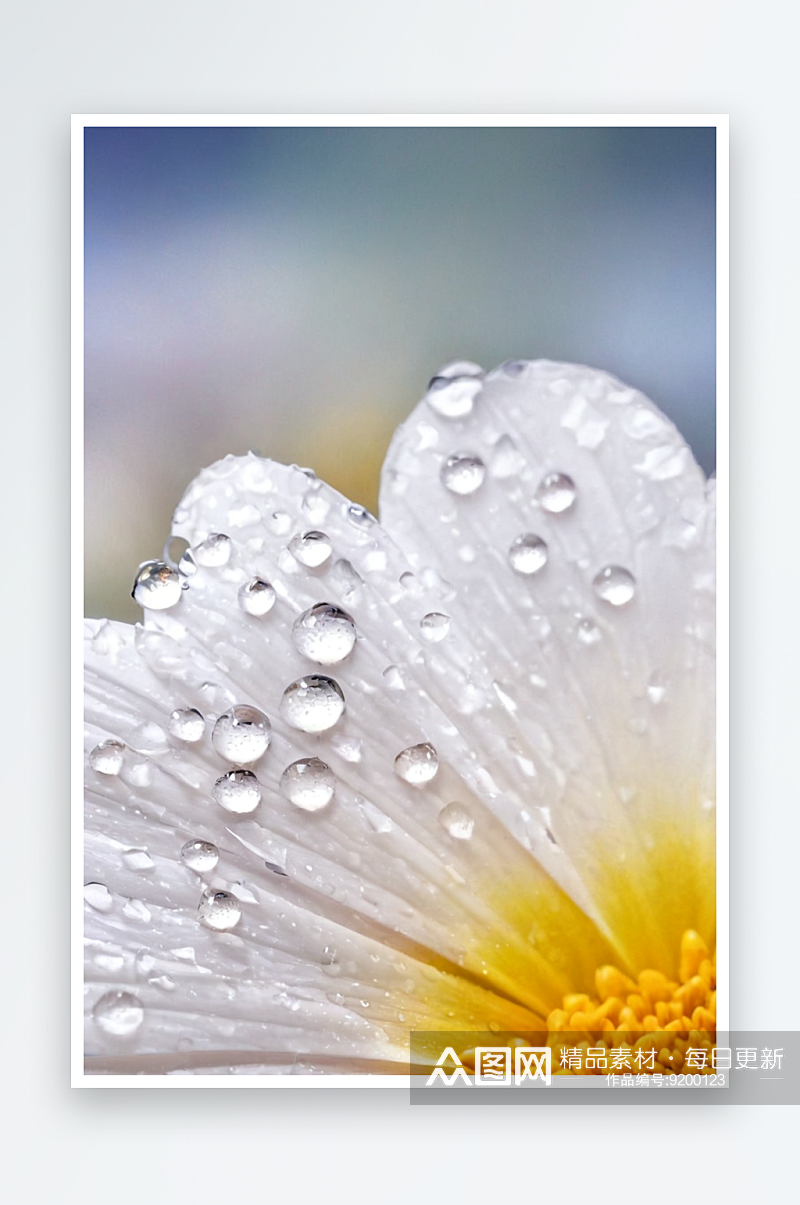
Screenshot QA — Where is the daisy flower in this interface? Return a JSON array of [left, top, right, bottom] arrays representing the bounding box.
[[83, 359, 716, 1076]]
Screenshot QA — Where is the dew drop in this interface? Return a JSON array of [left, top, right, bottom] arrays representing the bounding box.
[[212, 705, 271, 764], [536, 472, 576, 514], [438, 803, 474, 840], [92, 990, 144, 1037], [593, 565, 636, 606], [198, 888, 242, 932], [577, 618, 602, 645], [425, 363, 484, 418], [292, 603, 356, 665], [281, 758, 336, 812], [132, 561, 182, 610], [238, 578, 276, 617], [194, 533, 232, 568], [178, 548, 197, 577], [213, 769, 262, 814], [168, 707, 205, 742], [347, 504, 376, 529], [420, 612, 450, 642], [490, 433, 526, 479], [289, 530, 332, 568], [89, 739, 125, 775], [498, 359, 527, 378], [84, 882, 113, 912], [121, 848, 154, 871], [440, 454, 486, 496], [508, 534, 548, 576], [394, 743, 439, 785], [280, 676, 345, 733], [181, 839, 219, 872], [382, 665, 405, 691]]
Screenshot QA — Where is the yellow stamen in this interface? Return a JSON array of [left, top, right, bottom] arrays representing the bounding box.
[[547, 930, 716, 1075]]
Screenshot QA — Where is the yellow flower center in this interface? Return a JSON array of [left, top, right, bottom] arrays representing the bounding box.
[[546, 929, 716, 1074]]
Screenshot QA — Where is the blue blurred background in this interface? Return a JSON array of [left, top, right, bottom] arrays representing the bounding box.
[[84, 125, 716, 621]]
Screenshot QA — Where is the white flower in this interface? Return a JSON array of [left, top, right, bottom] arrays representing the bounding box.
[[84, 359, 715, 1076]]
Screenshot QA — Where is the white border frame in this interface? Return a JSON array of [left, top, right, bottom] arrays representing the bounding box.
[[73, 113, 728, 1088]]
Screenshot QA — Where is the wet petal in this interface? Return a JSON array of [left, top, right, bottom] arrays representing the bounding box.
[[379, 360, 715, 973]]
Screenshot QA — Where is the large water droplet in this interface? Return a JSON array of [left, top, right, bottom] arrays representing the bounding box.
[[394, 743, 439, 785], [426, 362, 484, 418], [181, 839, 219, 872], [280, 676, 345, 733], [168, 707, 205, 742], [536, 472, 576, 514], [89, 739, 125, 775], [289, 530, 332, 568], [238, 578, 276, 617], [132, 561, 182, 610], [292, 603, 356, 665], [420, 612, 450, 642], [438, 803, 474, 840], [281, 758, 336, 812], [194, 533, 232, 567], [593, 565, 636, 606], [508, 534, 548, 575], [92, 990, 144, 1036], [212, 705, 271, 764], [213, 769, 262, 814], [198, 888, 242, 931], [440, 454, 486, 495]]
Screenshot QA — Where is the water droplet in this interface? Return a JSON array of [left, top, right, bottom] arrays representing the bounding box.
[[536, 472, 576, 514], [577, 618, 602, 645], [382, 665, 405, 691], [194, 533, 232, 567], [213, 769, 262, 814], [280, 676, 345, 733], [178, 548, 197, 577], [89, 739, 125, 775], [132, 561, 182, 610], [198, 888, 242, 931], [425, 363, 484, 418], [84, 882, 113, 912], [508, 534, 548, 575], [292, 603, 356, 665], [440, 454, 486, 496], [281, 758, 336, 811], [238, 578, 276, 617], [121, 848, 154, 872], [420, 612, 450, 642], [168, 707, 205, 742], [438, 803, 474, 840], [92, 990, 144, 1037], [212, 705, 271, 764], [394, 743, 439, 785], [181, 839, 219, 872], [490, 434, 525, 479], [593, 565, 636, 606], [289, 530, 332, 568], [347, 504, 376, 529], [129, 721, 168, 754]]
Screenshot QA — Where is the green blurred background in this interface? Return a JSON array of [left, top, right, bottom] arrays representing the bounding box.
[[84, 125, 716, 622]]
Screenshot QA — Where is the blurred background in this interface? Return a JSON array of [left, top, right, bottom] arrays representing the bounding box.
[[84, 125, 716, 622]]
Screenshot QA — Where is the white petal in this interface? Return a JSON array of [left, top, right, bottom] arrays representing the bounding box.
[[380, 360, 715, 969]]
